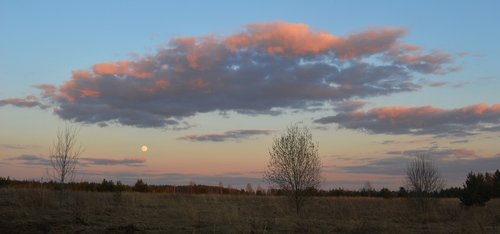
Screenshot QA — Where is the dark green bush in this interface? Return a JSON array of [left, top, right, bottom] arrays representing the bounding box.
[[133, 179, 148, 192], [460, 172, 491, 207], [0, 177, 10, 188], [492, 170, 500, 198], [379, 188, 393, 199]]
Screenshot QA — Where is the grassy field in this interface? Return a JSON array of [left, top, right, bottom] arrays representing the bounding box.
[[0, 188, 499, 233]]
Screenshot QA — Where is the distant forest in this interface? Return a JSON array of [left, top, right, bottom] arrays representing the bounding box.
[[2, 169, 499, 200]]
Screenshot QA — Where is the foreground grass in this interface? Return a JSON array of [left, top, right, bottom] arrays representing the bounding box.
[[0, 188, 499, 233]]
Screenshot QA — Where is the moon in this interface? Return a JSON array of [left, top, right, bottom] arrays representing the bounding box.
[[141, 145, 148, 152]]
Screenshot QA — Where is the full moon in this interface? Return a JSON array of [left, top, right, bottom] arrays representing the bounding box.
[[141, 145, 148, 152]]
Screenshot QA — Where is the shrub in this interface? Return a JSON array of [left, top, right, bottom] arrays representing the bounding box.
[[0, 177, 10, 188], [134, 179, 148, 192], [98, 179, 116, 192], [379, 188, 393, 199], [492, 170, 500, 198], [113, 181, 125, 204], [460, 172, 491, 207], [397, 187, 408, 197]]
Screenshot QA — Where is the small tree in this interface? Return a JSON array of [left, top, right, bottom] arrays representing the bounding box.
[[50, 125, 83, 201], [405, 154, 444, 209], [379, 188, 393, 199], [0, 177, 10, 188], [491, 170, 500, 198], [397, 187, 408, 197], [218, 181, 224, 194], [133, 179, 148, 192], [460, 172, 491, 207], [264, 124, 322, 214], [361, 181, 374, 197], [406, 154, 444, 195], [256, 185, 265, 195], [246, 183, 255, 195]]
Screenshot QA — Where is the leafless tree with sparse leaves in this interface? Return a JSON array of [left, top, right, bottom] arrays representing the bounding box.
[[264, 124, 322, 214], [406, 154, 444, 209], [50, 125, 83, 200]]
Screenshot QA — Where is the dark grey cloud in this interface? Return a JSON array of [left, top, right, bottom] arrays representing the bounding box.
[[337, 148, 500, 186], [0, 22, 455, 128], [8, 154, 50, 166], [6, 155, 146, 167], [341, 156, 410, 176], [481, 125, 500, 132], [178, 129, 273, 142], [428, 81, 448, 87], [385, 148, 478, 159], [333, 100, 368, 113], [1, 144, 41, 150], [450, 139, 469, 144], [0, 96, 48, 109], [315, 104, 500, 136], [80, 157, 146, 167]]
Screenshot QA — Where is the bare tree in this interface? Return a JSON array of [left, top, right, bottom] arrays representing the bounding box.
[[218, 181, 224, 194], [245, 183, 254, 195], [264, 124, 322, 214], [361, 181, 374, 197], [50, 125, 83, 200], [406, 154, 444, 209]]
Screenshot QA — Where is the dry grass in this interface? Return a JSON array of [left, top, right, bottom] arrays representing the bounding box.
[[0, 188, 499, 233]]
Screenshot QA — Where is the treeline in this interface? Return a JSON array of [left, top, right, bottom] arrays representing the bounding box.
[[0, 178, 246, 195], [1, 169, 499, 202], [300, 186, 464, 198], [0, 176, 460, 197]]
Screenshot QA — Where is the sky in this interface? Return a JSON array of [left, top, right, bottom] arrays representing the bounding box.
[[1, 1, 500, 190]]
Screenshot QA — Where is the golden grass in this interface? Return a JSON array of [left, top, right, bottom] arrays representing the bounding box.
[[0, 188, 499, 233]]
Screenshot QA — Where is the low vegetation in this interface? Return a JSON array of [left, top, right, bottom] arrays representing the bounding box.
[[0, 187, 499, 233]]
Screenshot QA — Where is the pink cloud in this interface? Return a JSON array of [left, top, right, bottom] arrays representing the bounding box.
[[316, 104, 500, 136], [0, 96, 47, 109], [224, 22, 410, 60], [225, 21, 341, 56], [93, 60, 152, 78], [1, 21, 457, 128], [335, 28, 407, 59]]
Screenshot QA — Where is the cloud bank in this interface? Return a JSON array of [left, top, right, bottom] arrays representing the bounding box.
[[79, 157, 146, 167], [0, 21, 455, 128], [7, 155, 146, 167], [8, 155, 50, 166], [0, 96, 48, 109], [338, 148, 500, 184], [1, 144, 41, 150], [316, 104, 500, 136], [179, 129, 272, 142]]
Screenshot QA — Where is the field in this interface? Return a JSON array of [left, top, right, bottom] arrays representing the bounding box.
[[0, 188, 499, 233]]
